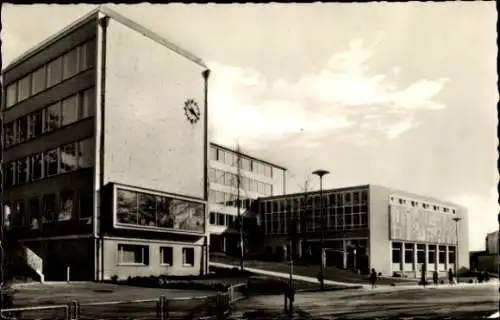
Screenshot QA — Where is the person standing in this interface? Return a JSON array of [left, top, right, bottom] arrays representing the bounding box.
[[433, 271, 439, 286], [369, 268, 378, 289], [448, 268, 454, 285]]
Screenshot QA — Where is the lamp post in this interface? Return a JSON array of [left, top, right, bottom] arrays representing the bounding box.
[[452, 217, 462, 283], [312, 169, 329, 290]]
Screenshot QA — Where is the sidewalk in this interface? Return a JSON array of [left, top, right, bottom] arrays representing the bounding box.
[[210, 261, 366, 288]]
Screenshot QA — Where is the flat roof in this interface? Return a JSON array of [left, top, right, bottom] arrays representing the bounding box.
[[3, 5, 207, 73], [210, 142, 287, 171]]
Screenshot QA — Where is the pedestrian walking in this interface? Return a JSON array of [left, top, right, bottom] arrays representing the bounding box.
[[448, 268, 454, 285], [369, 268, 377, 289], [433, 270, 439, 286], [421, 263, 427, 288]]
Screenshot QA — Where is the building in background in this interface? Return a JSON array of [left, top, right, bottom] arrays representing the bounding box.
[[470, 230, 499, 273], [2, 6, 209, 281], [256, 184, 469, 278], [486, 230, 498, 255], [208, 142, 286, 256]]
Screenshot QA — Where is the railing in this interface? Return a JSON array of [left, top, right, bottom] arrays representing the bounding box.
[[1, 283, 248, 320]]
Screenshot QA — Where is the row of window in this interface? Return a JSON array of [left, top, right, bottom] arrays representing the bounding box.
[[5, 38, 96, 109], [209, 168, 273, 195], [391, 242, 456, 264], [259, 190, 369, 213], [209, 212, 247, 228], [209, 145, 274, 178], [3, 87, 95, 149], [118, 244, 195, 267], [209, 190, 256, 210], [4, 138, 94, 188], [263, 211, 369, 234], [116, 188, 205, 233], [390, 196, 456, 214], [3, 188, 93, 231]]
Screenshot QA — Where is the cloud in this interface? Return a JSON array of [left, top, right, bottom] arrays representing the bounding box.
[[208, 36, 448, 147]]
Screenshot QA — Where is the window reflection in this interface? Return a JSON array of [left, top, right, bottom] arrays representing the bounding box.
[[31, 154, 43, 181], [28, 110, 44, 139], [45, 149, 58, 177], [78, 139, 93, 168], [61, 94, 79, 126], [29, 198, 40, 230], [46, 102, 61, 132], [60, 142, 78, 172], [31, 66, 46, 95], [6, 83, 17, 108], [16, 117, 28, 143], [17, 159, 29, 184], [47, 57, 62, 87], [59, 191, 74, 221], [42, 194, 56, 224], [116, 188, 205, 233]]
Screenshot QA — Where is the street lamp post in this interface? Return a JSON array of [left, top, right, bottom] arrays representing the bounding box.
[[312, 169, 329, 291], [452, 217, 462, 283]]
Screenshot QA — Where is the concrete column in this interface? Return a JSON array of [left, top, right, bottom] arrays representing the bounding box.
[[445, 245, 450, 271], [413, 243, 418, 273], [424, 243, 429, 277], [342, 239, 347, 269]]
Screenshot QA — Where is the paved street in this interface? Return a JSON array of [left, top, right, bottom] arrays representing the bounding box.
[[229, 282, 499, 319]]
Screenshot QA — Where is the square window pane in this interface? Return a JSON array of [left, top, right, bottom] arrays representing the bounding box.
[[47, 57, 62, 87], [6, 83, 17, 108], [42, 194, 57, 223], [117, 189, 138, 224], [137, 193, 157, 226], [44, 149, 58, 177], [31, 153, 44, 181], [81, 87, 95, 118], [80, 39, 96, 70], [4, 122, 15, 148], [78, 138, 94, 168], [63, 49, 78, 79], [161, 247, 173, 265], [17, 75, 31, 102], [61, 94, 79, 126], [16, 116, 28, 144], [182, 247, 194, 266], [31, 66, 46, 95], [45, 102, 61, 132], [60, 142, 78, 173], [58, 190, 74, 221], [28, 110, 44, 139], [6, 162, 16, 187], [17, 158, 29, 184], [29, 198, 40, 230]]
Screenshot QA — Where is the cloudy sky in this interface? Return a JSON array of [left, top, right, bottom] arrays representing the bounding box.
[[2, 3, 497, 251]]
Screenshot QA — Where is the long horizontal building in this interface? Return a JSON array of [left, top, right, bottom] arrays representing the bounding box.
[[255, 184, 469, 278]]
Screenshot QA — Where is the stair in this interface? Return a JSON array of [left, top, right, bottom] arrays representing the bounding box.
[[23, 245, 44, 283], [2, 239, 44, 283]]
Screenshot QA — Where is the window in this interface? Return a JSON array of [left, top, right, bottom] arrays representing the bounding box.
[[404, 243, 414, 263], [80, 39, 96, 70], [44, 148, 59, 177], [80, 87, 95, 118], [417, 244, 425, 264], [439, 246, 446, 264], [17, 158, 29, 185], [58, 190, 74, 221], [47, 57, 62, 87], [78, 139, 94, 168], [16, 116, 28, 143], [45, 102, 61, 132], [29, 198, 40, 230], [31, 66, 46, 95], [78, 189, 93, 219], [6, 83, 17, 108], [209, 212, 216, 225], [17, 75, 31, 102], [6, 162, 16, 187], [61, 94, 79, 126], [448, 246, 456, 264], [60, 142, 78, 173], [4, 122, 14, 148], [182, 247, 195, 266], [63, 49, 78, 79], [42, 194, 57, 223], [137, 193, 157, 226], [28, 110, 44, 139], [157, 197, 174, 228], [428, 245, 436, 264], [160, 247, 173, 266], [392, 242, 402, 263], [31, 153, 44, 181], [118, 244, 149, 265], [209, 146, 217, 161], [117, 189, 138, 224], [12, 201, 26, 227], [217, 213, 225, 226]]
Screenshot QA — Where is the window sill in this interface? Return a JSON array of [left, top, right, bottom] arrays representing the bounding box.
[[160, 263, 172, 267], [118, 263, 148, 267], [182, 264, 194, 268]]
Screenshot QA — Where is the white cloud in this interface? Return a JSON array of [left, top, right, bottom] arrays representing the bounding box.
[[208, 36, 448, 146]]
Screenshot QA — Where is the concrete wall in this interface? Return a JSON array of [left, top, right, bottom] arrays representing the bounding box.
[[101, 237, 204, 280], [368, 185, 391, 275], [103, 18, 207, 200], [486, 231, 499, 254]]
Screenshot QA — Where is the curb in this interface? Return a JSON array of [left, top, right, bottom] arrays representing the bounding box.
[[295, 285, 363, 293]]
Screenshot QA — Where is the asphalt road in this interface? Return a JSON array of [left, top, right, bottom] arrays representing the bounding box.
[[229, 282, 499, 319]]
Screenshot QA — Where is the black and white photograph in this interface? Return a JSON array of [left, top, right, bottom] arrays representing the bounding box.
[[0, 2, 498, 319]]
